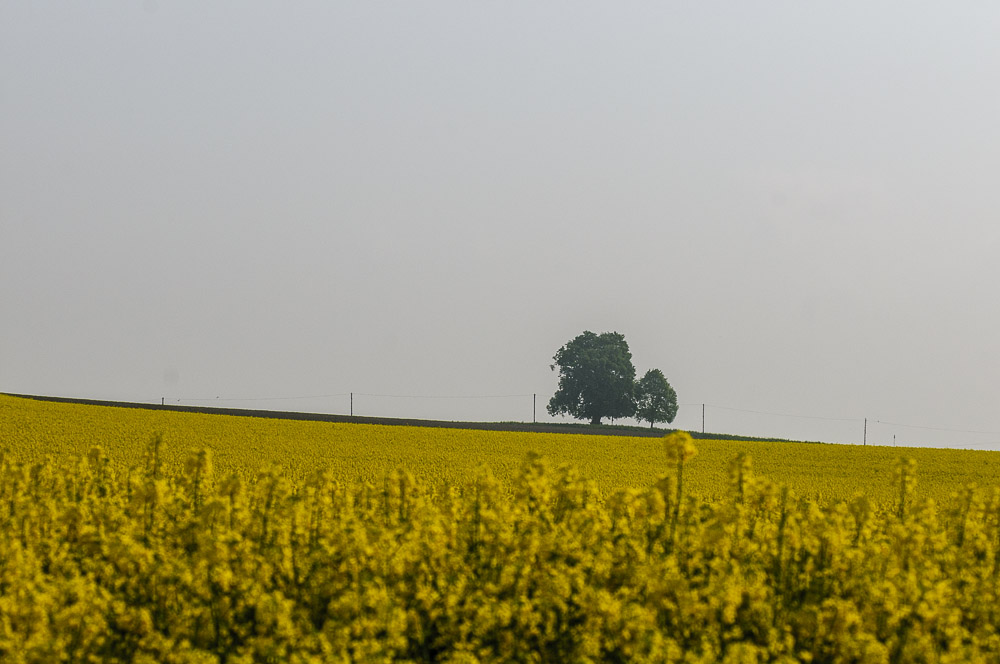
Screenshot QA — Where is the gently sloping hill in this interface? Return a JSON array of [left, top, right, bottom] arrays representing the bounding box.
[[0, 392, 789, 441], [3, 393, 999, 505]]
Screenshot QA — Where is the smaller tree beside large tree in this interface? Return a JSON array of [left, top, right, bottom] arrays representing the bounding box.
[[634, 368, 678, 429]]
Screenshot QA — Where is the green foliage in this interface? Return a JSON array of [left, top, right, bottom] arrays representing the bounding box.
[[547, 330, 637, 425], [634, 368, 678, 428]]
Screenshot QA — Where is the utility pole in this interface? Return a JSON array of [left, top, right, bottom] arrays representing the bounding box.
[[864, 418, 867, 446], [702, 404, 705, 434], [350, 392, 353, 417], [533, 394, 536, 423]]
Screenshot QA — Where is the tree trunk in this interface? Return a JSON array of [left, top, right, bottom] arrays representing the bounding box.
[[590, 416, 601, 426]]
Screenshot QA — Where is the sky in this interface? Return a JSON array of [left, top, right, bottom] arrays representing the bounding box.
[[3, 2, 1000, 449]]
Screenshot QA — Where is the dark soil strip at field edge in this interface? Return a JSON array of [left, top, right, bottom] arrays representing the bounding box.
[[1, 393, 796, 442]]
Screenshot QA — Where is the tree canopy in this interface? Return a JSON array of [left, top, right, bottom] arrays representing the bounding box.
[[635, 368, 679, 428], [547, 331, 637, 426], [548, 331, 678, 427]]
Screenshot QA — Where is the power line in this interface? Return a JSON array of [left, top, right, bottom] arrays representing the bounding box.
[[682, 403, 1000, 445], [353, 393, 531, 400], [160, 392, 1000, 445], [173, 392, 531, 402], [873, 419, 1000, 436], [699, 403, 859, 423], [175, 393, 350, 403]]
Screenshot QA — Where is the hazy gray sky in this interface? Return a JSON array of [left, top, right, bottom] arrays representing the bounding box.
[[3, 2, 1000, 448]]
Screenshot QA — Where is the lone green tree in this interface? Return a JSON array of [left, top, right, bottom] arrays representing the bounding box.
[[634, 368, 679, 429], [547, 331, 637, 425]]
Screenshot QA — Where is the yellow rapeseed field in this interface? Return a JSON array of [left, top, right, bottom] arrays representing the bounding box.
[[2, 393, 998, 505], [3, 393, 1000, 662]]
